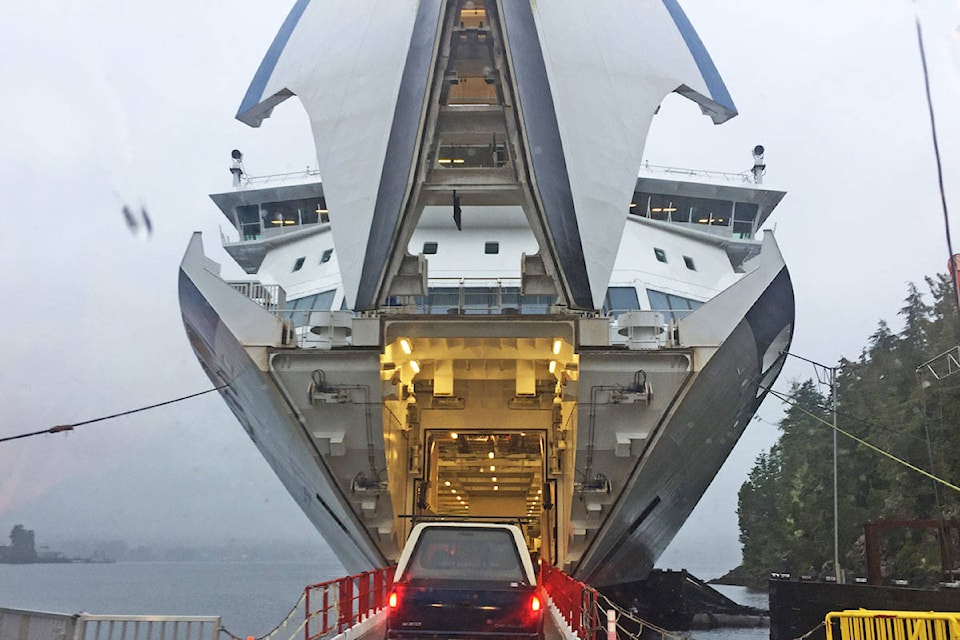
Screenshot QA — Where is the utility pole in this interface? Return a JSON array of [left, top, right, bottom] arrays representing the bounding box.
[[785, 352, 843, 584]]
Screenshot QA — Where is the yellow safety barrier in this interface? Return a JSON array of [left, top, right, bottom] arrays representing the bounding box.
[[826, 610, 960, 640]]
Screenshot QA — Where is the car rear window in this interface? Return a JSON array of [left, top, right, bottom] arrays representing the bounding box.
[[404, 527, 526, 583]]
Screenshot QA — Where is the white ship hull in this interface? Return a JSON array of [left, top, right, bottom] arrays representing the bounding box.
[[179, 0, 794, 586]]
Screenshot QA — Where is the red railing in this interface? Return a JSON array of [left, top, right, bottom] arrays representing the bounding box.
[[304, 566, 395, 640], [540, 563, 600, 640]]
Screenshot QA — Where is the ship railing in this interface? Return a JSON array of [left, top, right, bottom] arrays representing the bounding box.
[[640, 162, 755, 185], [240, 167, 322, 188], [825, 610, 960, 640], [227, 281, 287, 314], [304, 566, 395, 640], [381, 277, 557, 316], [540, 563, 686, 640]]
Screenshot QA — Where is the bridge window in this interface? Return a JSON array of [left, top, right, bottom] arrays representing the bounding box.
[[423, 242, 438, 255], [733, 202, 758, 239], [292, 257, 305, 272], [647, 289, 703, 322], [288, 289, 337, 327], [319, 249, 333, 264], [683, 256, 696, 271], [603, 287, 640, 316], [236, 205, 261, 240], [485, 242, 499, 254], [654, 248, 667, 263], [632, 193, 733, 228]]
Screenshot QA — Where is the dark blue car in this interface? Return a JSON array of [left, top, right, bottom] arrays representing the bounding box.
[[387, 522, 545, 640]]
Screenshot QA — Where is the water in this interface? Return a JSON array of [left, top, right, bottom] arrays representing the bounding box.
[[687, 585, 769, 640], [0, 558, 343, 637], [0, 561, 770, 640]]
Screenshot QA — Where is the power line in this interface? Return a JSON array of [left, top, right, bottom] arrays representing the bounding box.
[[0, 385, 228, 445], [763, 384, 960, 495]]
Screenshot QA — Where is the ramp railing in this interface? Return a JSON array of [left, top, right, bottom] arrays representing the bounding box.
[[304, 566, 395, 640], [540, 563, 688, 640], [826, 610, 960, 640], [541, 562, 600, 638]]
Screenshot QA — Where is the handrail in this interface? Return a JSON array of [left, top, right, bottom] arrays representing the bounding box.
[[540, 564, 687, 640], [541, 562, 600, 639], [304, 566, 395, 640], [826, 610, 960, 640]]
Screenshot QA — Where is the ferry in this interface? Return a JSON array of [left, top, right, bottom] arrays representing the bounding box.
[[178, 0, 794, 588]]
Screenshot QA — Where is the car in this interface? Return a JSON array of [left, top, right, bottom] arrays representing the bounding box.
[[386, 521, 545, 640]]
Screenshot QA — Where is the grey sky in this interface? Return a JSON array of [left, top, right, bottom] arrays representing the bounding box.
[[0, 0, 957, 577]]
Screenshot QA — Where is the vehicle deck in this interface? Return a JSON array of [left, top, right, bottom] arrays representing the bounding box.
[[353, 609, 570, 640]]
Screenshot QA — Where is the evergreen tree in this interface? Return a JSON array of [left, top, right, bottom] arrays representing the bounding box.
[[735, 274, 960, 587]]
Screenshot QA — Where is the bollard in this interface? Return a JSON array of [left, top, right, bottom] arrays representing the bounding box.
[[607, 609, 616, 640]]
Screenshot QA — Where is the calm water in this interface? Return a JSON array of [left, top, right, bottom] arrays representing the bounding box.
[[0, 558, 344, 637], [0, 560, 769, 640]]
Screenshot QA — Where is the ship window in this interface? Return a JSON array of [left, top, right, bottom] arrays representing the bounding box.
[[292, 257, 306, 272], [437, 144, 506, 168], [485, 242, 499, 255], [416, 287, 555, 315], [733, 202, 758, 239], [289, 289, 337, 327], [236, 205, 261, 240], [603, 287, 640, 316], [654, 248, 667, 263], [423, 242, 438, 255], [683, 256, 696, 271], [632, 192, 733, 228], [647, 288, 704, 322], [319, 249, 333, 264]]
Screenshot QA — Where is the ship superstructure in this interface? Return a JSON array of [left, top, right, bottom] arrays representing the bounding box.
[[179, 0, 793, 587]]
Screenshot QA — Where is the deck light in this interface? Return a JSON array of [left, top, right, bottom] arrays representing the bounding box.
[[409, 360, 420, 374], [389, 592, 398, 608], [488, 451, 494, 459], [549, 361, 557, 374], [450, 432, 458, 439], [445, 481, 451, 486], [552, 339, 562, 355], [489, 465, 495, 471], [399, 339, 412, 355], [492, 477, 497, 482], [493, 485, 499, 491]]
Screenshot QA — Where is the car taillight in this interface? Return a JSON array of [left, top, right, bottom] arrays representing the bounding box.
[[530, 595, 541, 612], [389, 591, 398, 608]]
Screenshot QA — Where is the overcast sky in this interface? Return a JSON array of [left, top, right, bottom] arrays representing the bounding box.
[[0, 0, 957, 578]]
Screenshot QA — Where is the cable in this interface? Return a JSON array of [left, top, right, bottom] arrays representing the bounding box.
[[0, 385, 228, 445], [913, 7, 960, 324]]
